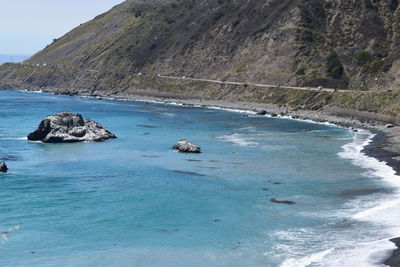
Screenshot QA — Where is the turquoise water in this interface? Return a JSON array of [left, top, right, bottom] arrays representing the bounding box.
[[0, 90, 398, 266]]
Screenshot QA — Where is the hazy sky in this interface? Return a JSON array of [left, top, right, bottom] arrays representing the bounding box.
[[0, 0, 125, 55]]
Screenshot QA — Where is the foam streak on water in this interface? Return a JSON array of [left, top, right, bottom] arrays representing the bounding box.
[[217, 133, 258, 146]]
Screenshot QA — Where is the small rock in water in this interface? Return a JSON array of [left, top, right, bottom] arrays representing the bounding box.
[[27, 112, 116, 143], [270, 113, 278, 117], [173, 140, 201, 153], [256, 110, 267, 115], [386, 124, 395, 128], [0, 162, 8, 173]]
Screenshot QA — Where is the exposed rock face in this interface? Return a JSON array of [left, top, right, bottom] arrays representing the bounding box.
[[0, 162, 8, 173], [27, 112, 116, 143], [173, 140, 201, 153]]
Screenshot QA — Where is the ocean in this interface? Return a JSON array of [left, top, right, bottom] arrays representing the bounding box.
[[0, 90, 399, 266], [0, 55, 30, 64]]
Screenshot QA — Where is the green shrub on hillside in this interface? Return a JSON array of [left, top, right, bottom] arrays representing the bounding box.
[[355, 50, 371, 64], [368, 59, 383, 73], [326, 51, 344, 79]]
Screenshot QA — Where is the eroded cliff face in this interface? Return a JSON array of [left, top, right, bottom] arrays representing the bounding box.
[[3, 0, 400, 92], [295, 0, 400, 90]]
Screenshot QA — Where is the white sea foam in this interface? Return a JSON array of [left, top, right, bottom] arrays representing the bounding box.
[[208, 106, 256, 114], [161, 112, 176, 117], [339, 130, 400, 187], [281, 129, 400, 266], [217, 133, 258, 146], [0, 137, 27, 140], [353, 198, 400, 222], [280, 239, 395, 267], [19, 89, 43, 94], [279, 248, 334, 267], [208, 106, 339, 129], [345, 130, 400, 226], [0, 225, 20, 245]]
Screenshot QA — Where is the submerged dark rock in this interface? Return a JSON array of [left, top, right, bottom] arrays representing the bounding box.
[[173, 170, 206, 177], [270, 198, 296, 205], [136, 124, 159, 129], [27, 112, 116, 143], [173, 140, 201, 153], [0, 155, 21, 161], [0, 162, 8, 173], [185, 159, 203, 162]]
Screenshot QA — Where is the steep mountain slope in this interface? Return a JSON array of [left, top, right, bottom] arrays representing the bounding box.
[[25, 0, 400, 91]]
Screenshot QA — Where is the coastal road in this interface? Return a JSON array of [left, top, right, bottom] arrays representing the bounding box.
[[157, 75, 339, 92]]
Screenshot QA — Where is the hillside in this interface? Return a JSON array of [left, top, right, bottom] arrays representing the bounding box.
[[25, 0, 400, 90], [1, 0, 400, 119]]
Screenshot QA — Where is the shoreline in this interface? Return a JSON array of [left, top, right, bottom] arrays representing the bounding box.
[[7, 88, 400, 266]]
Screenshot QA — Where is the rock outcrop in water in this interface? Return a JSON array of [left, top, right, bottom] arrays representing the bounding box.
[[0, 162, 8, 173], [27, 112, 116, 143], [173, 140, 201, 153]]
